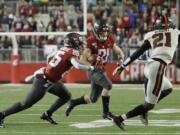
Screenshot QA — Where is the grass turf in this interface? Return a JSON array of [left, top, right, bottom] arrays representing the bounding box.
[[0, 84, 180, 135]]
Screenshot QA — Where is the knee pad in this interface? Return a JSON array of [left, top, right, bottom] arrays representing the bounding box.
[[143, 102, 154, 111]]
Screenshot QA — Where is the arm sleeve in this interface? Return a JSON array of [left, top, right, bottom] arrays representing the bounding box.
[[70, 57, 93, 71], [123, 40, 151, 66]]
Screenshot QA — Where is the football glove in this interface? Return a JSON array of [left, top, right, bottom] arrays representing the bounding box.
[[112, 64, 125, 76]]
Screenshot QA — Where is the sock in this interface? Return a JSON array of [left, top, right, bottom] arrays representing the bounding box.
[[102, 96, 110, 114], [126, 104, 148, 119], [46, 98, 67, 116], [158, 88, 172, 102], [3, 102, 26, 117], [72, 96, 87, 106], [121, 114, 127, 120]]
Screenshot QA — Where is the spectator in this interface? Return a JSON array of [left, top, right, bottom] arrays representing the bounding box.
[[27, 0, 36, 17], [18, 0, 26, 18], [116, 28, 125, 47], [128, 9, 137, 28], [76, 6, 83, 31], [121, 11, 131, 35], [1, 10, 9, 32], [28, 17, 37, 32], [47, 35, 56, 45], [66, 5, 77, 29], [128, 29, 141, 47], [22, 21, 31, 32], [121, 37, 130, 59], [14, 17, 24, 32]]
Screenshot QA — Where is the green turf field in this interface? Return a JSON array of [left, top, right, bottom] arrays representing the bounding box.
[[0, 84, 180, 135]]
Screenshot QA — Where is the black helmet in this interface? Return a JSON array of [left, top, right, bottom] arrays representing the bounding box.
[[93, 20, 110, 42], [155, 15, 176, 30], [64, 32, 84, 50]]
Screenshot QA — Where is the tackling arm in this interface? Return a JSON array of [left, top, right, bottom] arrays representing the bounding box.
[[79, 48, 92, 65], [113, 40, 151, 75], [124, 40, 151, 66], [70, 57, 94, 71]]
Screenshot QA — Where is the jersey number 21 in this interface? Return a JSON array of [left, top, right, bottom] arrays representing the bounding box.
[[152, 32, 171, 48]]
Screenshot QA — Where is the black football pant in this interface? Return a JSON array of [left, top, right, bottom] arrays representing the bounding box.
[[3, 76, 71, 117]]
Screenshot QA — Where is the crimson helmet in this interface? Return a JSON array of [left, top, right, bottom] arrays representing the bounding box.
[[64, 32, 84, 50], [93, 21, 110, 42]]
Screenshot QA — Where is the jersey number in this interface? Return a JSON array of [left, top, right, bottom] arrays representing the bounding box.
[[49, 51, 65, 67], [98, 49, 109, 63], [152, 32, 171, 48]]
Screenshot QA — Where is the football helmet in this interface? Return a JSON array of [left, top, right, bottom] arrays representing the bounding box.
[[154, 15, 176, 30], [64, 32, 84, 50], [93, 21, 110, 42]]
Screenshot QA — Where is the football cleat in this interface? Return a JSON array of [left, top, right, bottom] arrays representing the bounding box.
[[140, 112, 148, 126], [0, 113, 5, 128], [105, 112, 125, 130], [40, 112, 58, 125], [102, 112, 115, 120], [0, 119, 5, 128], [65, 100, 75, 117], [113, 116, 125, 130]]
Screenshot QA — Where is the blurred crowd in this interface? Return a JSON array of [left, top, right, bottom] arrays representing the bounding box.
[[0, 0, 179, 62], [0, 0, 83, 49]]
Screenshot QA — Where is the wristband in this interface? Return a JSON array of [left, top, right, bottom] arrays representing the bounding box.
[[123, 57, 131, 67]]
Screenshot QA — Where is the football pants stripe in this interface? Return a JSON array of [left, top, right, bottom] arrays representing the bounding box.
[[152, 63, 166, 96]]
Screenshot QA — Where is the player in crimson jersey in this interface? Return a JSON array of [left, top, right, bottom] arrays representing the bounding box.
[[65, 21, 124, 119], [0, 33, 95, 128]]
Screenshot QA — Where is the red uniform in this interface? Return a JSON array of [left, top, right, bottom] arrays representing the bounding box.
[[86, 33, 115, 66], [44, 47, 80, 82]]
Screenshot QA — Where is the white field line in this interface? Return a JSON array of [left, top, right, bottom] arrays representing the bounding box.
[[1, 84, 180, 91], [0, 132, 180, 135], [12, 114, 180, 118], [4, 119, 180, 126], [1, 83, 180, 87]]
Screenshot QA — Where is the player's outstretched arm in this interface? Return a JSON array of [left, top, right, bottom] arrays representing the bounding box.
[[70, 57, 94, 71], [112, 43, 124, 63], [79, 48, 92, 65], [113, 40, 151, 76]]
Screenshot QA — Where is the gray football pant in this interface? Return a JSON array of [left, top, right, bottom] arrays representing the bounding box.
[[88, 70, 112, 103], [3, 77, 71, 117]]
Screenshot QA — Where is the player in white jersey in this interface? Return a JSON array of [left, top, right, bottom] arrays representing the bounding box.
[[110, 15, 180, 130]]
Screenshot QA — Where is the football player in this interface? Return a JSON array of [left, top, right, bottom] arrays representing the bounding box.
[[0, 33, 95, 128], [65, 20, 124, 119], [110, 16, 180, 130]]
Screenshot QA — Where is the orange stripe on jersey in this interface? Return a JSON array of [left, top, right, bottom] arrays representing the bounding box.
[[152, 63, 166, 96]]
